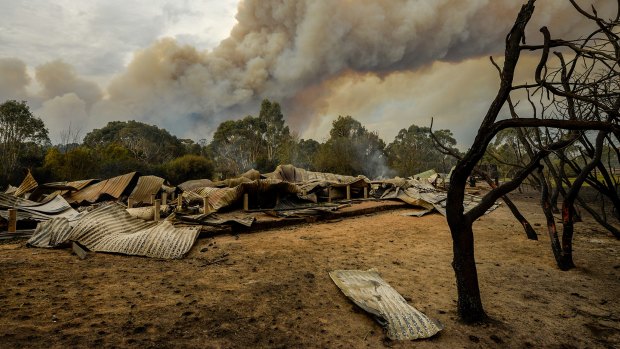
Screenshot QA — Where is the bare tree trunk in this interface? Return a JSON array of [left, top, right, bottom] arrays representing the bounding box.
[[449, 214, 487, 322]]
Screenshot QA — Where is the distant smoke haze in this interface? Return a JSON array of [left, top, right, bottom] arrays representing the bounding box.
[[0, 0, 611, 145]]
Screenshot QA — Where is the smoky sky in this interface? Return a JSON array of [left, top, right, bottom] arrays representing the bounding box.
[[0, 0, 611, 146]]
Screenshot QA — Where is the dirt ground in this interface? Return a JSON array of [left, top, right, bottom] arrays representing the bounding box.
[[0, 192, 618, 348]]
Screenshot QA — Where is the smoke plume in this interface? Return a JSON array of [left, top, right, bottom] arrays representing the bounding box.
[[0, 0, 612, 143]]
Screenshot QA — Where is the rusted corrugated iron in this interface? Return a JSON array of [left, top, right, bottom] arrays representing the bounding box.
[[178, 179, 213, 192], [330, 269, 443, 340], [66, 172, 139, 204], [28, 203, 200, 259], [13, 171, 38, 197], [265, 164, 370, 185], [129, 175, 165, 204]]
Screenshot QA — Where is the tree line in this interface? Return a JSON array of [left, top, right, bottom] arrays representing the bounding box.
[[0, 98, 460, 187]]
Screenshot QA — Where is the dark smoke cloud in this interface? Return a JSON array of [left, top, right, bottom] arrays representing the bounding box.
[[0, 0, 612, 144]]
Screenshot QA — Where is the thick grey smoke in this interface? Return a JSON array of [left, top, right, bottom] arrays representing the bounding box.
[[0, 0, 612, 143]]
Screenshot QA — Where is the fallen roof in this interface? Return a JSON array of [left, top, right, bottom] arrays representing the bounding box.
[[66, 172, 139, 204], [178, 179, 214, 192], [265, 164, 370, 186], [28, 203, 200, 259]]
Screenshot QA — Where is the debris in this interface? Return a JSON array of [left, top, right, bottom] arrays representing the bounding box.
[[27, 204, 200, 259], [72, 241, 88, 260], [329, 269, 443, 340]]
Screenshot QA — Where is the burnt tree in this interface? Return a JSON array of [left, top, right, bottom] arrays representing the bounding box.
[[442, 0, 620, 322]]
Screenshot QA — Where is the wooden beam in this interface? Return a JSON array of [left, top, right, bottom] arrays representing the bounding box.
[[203, 197, 209, 214], [8, 209, 17, 233], [154, 199, 161, 222], [162, 192, 168, 205], [364, 187, 368, 199], [150, 194, 156, 205], [328, 187, 332, 203], [177, 195, 183, 212], [243, 193, 249, 211], [346, 185, 351, 200], [127, 198, 134, 208]]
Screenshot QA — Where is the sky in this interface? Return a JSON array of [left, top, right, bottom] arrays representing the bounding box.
[[0, 0, 609, 146]]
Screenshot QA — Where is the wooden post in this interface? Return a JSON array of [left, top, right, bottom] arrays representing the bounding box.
[[171, 191, 176, 200], [127, 198, 134, 208], [154, 199, 161, 222], [150, 194, 155, 205], [243, 193, 249, 211], [177, 195, 183, 211], [363, 186, 368, 199], [346, 185, 351, 200], [162, 192, 168, 205], [8, 209, 17, 233], [203, 197, 209, 214], [328, 187, 332, 203]]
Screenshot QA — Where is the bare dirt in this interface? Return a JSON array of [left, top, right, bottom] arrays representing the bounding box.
[[0, 192, 618, 348]]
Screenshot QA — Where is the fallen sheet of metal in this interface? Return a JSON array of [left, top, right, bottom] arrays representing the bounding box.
[[66, 172, 139, 204], [0, 193, 79, 221], [129, 175, 165, 204], [13, 171, 38, 197], [28, 203, 200, 259], [378, 178, 499, 216], [4, 185, 17, 195], [174, 212, 255, 227], [329, 269, 442, 340]]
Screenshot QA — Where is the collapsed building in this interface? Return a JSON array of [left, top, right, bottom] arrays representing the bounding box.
[[0, 165, 497, 259]]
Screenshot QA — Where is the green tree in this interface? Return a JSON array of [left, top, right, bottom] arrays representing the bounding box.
[[43, 146, 99, 181], [314, 116, 388, 178], [165, 154, 214, 184], [210, 116, 266, 176], [0, 100, 49, 185], [386, 124, 458, 176], [258, 99, 292, 164], [290, 138, 320, 170], [83, 120, 186, 164]]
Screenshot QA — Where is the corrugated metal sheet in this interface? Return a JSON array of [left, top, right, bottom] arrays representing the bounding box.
[[174, 212, 255, 227], [265, 164, 370, 185], [27, 203, 200, 259], [4, 185, 17, 194], [0, 193, 79, 221], [13, 171, 38, 197], [129, 175, 165, 204], [178, 179, 214, 192], [28, 217, 73, 247], [66, 172, 139, 204], [329, 269, 442, 340], [378, 179, 499, 216]]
